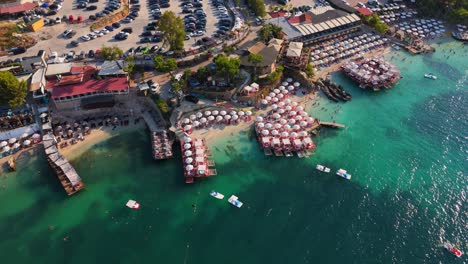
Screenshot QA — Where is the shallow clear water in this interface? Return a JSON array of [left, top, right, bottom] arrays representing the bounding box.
[[0, 40, 466, 264]]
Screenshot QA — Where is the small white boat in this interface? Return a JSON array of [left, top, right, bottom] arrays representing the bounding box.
[[316, 164, 331, 173], [228, 195, 243, 208], [424, 73, 437, 80], [391, 44, 401, 50], [126, 199, 140, 210], [210, 191, 224, 199], [336, 169, 352, 180], [444, 243, 463, 258]]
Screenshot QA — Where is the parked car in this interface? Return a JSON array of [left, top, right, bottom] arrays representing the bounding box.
[[112, 22, 121, 28], [11, 47, 26, 55], [122, 27, 133, 33], [105, 25, 115, 31], [88, 49, 95, 58], [86, 5, 97, 10], [70, 40, 79, 47]]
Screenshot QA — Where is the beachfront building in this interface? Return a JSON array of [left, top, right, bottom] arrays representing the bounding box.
[[265, 7, 362, 46], [240, 38, 284, 76], [0, 0, 37, 17], [45, 64, 129, 111]]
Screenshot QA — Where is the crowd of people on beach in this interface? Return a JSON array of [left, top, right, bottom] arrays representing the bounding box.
[[0, 109, 35, 131]]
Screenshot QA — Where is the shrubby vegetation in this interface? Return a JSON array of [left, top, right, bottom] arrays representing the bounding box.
[[415, 0, 468, 24], [0, 71, 27, 108], [247, 0, 266, 17], [258, 24, 283, 42], [158, 11, 186, 51], [362, 14, 389, 34]]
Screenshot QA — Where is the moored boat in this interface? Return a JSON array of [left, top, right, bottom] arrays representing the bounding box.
[[228, 195, 243, 208], [424, 73, 437, 80], [126, 200, 140, 210], [336, 169, 352, 180], [316, 164, 331, 173], [210, 191, 224, 199], [444, 243, 463, 258]]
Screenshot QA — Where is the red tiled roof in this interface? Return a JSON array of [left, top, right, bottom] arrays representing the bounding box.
[[52, 78, 128, 99], [0, 2, 37, 14], [269, 11, 285, 18], [287, 14, 312, 25], [70, 66, 85, 73], [356, 7, 373, 16]]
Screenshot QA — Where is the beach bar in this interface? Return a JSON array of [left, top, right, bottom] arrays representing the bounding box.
[[43, 134, 84, 196], [181, 137, 216, 183]]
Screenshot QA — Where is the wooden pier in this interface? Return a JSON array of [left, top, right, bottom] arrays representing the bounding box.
[[143, 112, 174, 160], [43, 134, 84, 196], [319, 121, 346, 128]]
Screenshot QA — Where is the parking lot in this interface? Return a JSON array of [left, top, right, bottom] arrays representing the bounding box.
[[5, 0, 237, 60]]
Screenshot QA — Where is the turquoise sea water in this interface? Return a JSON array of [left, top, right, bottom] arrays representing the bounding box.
[[0, 40, 466, 264]]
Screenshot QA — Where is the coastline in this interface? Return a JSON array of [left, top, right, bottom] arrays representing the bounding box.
[[59, 123, 146, 161], [0, 144, 42, 174]]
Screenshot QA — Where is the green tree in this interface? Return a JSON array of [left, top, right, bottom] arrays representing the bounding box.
[[248, 0, 266, 17], [0, 71, 27, 107], [153, 56, 178, 72], [305, 64, 314, 77], [156, 98, 169, 114], [157, 11, 186, 51], [214, 55, 240, 84], [124, 56, 135, 74], [248, 53, 263, 78], [196, 66, 209, 82], [259, 24, 283, 42], [101, 45, 124, 60]]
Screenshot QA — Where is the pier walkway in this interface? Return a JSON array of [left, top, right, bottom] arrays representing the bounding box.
[[319, 121, 346, 128]]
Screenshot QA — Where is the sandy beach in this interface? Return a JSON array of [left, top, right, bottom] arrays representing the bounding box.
[[0, 144, 42, 175], [189, 92, 319, 143], [59, 123, 146, 161]]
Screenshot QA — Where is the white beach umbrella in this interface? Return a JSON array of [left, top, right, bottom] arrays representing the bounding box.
[[269, 92, 276, 97], [257, 122, 265, 128], [282, 82, 288, 86], [277, 94, 284, 99], [196, 112, 203, 118], [293, 125, 300, 130], [3, 146, 10, 152], [32, 133, 40, 139], [200, 117, 207, 123], [290, 111, 297, 116], [272, 97, 279, 102], [185, 157, 193, 164], [281, 131, 289, 137], [184, 143, 192, 149], [183, 118, 190, 124], [190, 114, 197, 120], [282, 90, 288, 94], [8, 138, 16, 144], [204, 111, 211, 116], [220, 110, 227, 116], [293, 82, 300, 87], [245, 111, 252, 116], [300, 121, 307, 127], [300, 131, 308, 137], [278, 109, 285, 114], [193, 121, 200, 127], [292, 102, 298, 107], [296, 106, 304, 111], [184, 125, 192, 130], [284, 124, 291, 130], [274, 123, 282, 129], [256, 116, 263, 122], [285, 105, 292, 111], [13, 143, 20, 148], [186, 165, 194, 171], [265, 123, 273, 129], [279, 85, 285, 90], [306, 117, 315, 123], [216, 116, 223, 122], [230, 111, 237, 116], [232, 115, 239, 121], [286, 78, 293, 83], [21, 132, 28, 138], [288, 85, 295, 91], [0, 141, 7, 147], [261, 99, 268, 105], [295, 115, 303, 121], [300, 111, 308, 117], [208, 115, 215, 121], [288, 119, 296, 125], [265, 96, 272, 101], [290, 132, 297, 138], [273, 113, 281, 119], [271, 130, 279, 136], [278, 102, 286, 107], [184, 137, 192, 143], [238, 111, 245, 116], [23, 140, 31, 146], [212, 110, 219, 115], [285, 99, 292, 104], [273, 89, 280, 94], [262, 130, 269, 136], [185, 150, 193, 156], [224, 115, 231, 120], [280, 119, 287, 125]]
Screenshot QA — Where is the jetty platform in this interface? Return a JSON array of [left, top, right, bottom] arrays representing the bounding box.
[[319, 121, 346, 128], [143, 112, 174, 160], [43, 134, 84, 196]]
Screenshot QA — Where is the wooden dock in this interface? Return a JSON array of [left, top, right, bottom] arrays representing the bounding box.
[[43, 134, 84, 196], [319, 121, 346, 128]]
